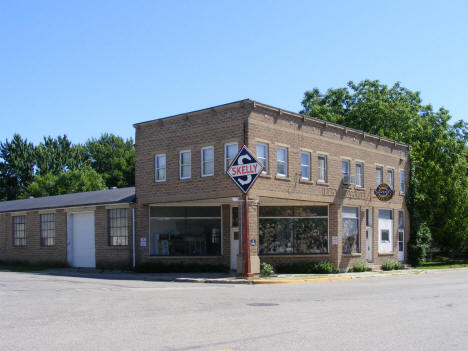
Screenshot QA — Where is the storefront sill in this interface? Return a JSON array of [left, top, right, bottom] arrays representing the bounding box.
[[259, 173, 272, 179], [342, 253, 362, 257], [316, 182, 330, 187], [259, 254, 330, 258], [378, 252, 395, 256]]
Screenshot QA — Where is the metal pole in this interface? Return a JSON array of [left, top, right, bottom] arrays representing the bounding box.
[[243, 193, 253, 277]]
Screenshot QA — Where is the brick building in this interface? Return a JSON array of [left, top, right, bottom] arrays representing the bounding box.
[[0, 188, 135, 268], [134, 99, 410, 273], [0, 99, 409, 273]]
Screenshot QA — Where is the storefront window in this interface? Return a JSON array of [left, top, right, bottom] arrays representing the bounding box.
[[149, 206, 221, 256], [259, 206, 328, 255], [342, 207, 360, 254]]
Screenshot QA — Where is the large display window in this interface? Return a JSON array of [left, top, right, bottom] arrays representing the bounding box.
[[259, 206, 328, 255], [149, 206, 221, 256]]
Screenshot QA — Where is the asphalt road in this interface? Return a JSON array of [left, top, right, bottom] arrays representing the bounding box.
[[1, 269, 467, 351]]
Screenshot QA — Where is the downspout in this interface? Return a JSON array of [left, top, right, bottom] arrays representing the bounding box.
[[132, 207, 136, 268]]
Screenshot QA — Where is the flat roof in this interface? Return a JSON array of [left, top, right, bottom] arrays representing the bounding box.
[[133, 99, 410, 149], [0, 187, 135, 214]]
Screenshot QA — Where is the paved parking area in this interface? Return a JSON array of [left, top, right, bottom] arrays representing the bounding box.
[[1, 269, 467, 351]]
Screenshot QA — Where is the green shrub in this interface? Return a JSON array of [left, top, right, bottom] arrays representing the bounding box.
[[381, 260, 402, 271], [134, 262, 229, 274], [408, 223, 432, 266], [275, 261, 339, 274], [260, 262, 275, 276], [348, 262, 371, 272], [381, 261, 395, 271]]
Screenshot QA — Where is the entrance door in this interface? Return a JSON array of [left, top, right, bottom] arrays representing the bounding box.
[[69, 212, 96, 268], [378, 210, 393, 254], [230, 206, 240, 271], [366, 229, 372, 262], [398, 230, 404, 262]]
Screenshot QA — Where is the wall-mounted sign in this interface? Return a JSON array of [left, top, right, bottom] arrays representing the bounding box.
[[140, 237, 147, 247], [332, 236, 338, 245], [227, 145, 263, 194], [374, 183, 394, 201]]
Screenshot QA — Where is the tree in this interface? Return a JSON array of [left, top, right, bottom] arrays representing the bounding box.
[[35, 135, 89, 175], [0, 134, 36, 200], [85, 134, 135, 188], [22, 167, 107, 198], [301, 80, 468, 253]]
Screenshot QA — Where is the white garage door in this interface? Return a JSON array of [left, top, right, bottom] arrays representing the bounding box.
[[69, 212, 96, 268]]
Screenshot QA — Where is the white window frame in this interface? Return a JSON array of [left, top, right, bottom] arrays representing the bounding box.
[[154, 154, 166, 182], [224, 143, 238, 172], [318, 155, 327, 182], [276, 147, 288, 177], [400, 170, 405, 194], [356, 162, 364, 187], [301, 151, 311, 180], [179, 150, 191, 180], [387, 169, 394, 188], [256, 143, 268, 174], [376, 166, 383, 186], [201, 146, 214, 177]]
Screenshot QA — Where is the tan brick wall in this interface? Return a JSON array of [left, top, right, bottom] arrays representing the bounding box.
[[134, 101, 410, 271], [0, 210, 67, 266]]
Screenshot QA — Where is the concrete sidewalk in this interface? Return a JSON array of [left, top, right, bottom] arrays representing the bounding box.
[[3, 266, 467, 285]]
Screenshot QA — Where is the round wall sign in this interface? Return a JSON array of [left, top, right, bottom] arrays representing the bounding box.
[[374, 183, 394, 201]]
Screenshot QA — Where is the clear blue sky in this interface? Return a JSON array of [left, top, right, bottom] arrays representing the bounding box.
[[1, 1, 467, 145]]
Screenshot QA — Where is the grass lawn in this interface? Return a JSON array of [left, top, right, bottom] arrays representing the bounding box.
[[417, 259, 468, 270]]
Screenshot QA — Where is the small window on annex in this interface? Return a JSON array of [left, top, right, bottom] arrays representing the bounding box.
[[342, 207, 360, 254], [259, 206, 328, 255], [40, 213, 56, 247], [108, 208, 128, 246], [149, 206, 221, 256]]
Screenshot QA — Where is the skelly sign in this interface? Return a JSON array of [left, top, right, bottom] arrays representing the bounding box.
[[374, 183, 394, 201], [227, 145, 263, 194]]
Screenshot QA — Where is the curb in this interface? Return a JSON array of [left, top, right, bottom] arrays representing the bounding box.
[[175, 275, 353, 285]]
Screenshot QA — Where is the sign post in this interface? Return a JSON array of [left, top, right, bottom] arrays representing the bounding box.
[[227, 145, 263, 277]]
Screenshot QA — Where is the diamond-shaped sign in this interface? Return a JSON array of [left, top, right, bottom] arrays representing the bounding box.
[[227, 145, 263, 194]]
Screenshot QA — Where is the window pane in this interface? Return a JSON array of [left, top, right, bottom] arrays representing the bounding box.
[[157, 155, 166, 168], [342, 161, 349, 175], [232, 207, 239, 227], [150, 218, 221, 256], [381, 229, 390, 241], [259, 217, 328, 254], [342, 206, 358, 218], [108, 209, 128, 246], [257, 144, 267, 159], [259, 206, 327, 218], [342, 217, 359, 253], [277, 148, 286, 162]]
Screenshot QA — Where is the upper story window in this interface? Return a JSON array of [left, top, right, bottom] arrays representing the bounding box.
[[256, 143, 268, 174], [40, 213, 55, 247], [276, 147, 288, 177], [387, 169, 394, 188], [342, 160, 350, 182], [318, 155, 327, 182], [224, 143, 238, 171], [108, 208, 128, 246], [376, 166, 383, 186], [13, 216, 26, 247], [400, 171, 405, 194], [179, 150, 191, 179], [201, 146, 214, 177], [301, 152, 311, 180], [155, 154, 166, 182], [356, 162, 364, 187]]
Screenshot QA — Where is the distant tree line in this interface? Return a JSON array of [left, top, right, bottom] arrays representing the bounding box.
[[0, 133, 135, 200], [301, 80, 468, 259]]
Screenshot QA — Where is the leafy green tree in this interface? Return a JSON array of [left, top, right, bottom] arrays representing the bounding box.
[[22, 167, 107, 198], [0, 134, 36, 200], [85, 134, 135, 188], [301, 80, 468, 253], [35, 135, 89, 175]]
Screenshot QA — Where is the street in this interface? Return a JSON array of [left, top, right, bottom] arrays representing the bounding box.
[[1, 269, 467, 351]]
